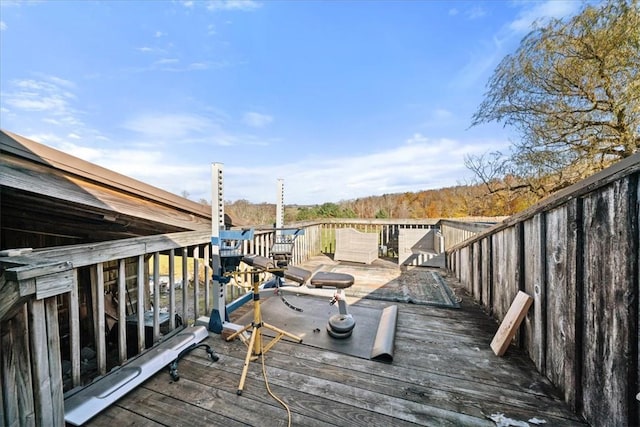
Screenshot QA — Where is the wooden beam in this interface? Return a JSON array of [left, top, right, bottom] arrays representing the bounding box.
[[490, 291, 534, 356], [28, 299, 54, 425], [2, 306, 35, 425], [0, 277, 29, 322], [3, 260, 73, 283], [69, 271, 81, 387], [44, 298, 64, 426]]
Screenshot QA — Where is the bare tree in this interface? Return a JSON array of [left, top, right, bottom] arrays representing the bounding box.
[[470, 0, 639, 196]]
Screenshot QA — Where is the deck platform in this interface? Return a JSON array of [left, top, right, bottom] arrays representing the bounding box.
[[85, 258, 587, 427]]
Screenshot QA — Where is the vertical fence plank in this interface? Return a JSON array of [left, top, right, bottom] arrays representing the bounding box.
[[204, 244, 211, 316], [635, 175, 640, 427], [152, 253, 160, 343], [581, 178, 636, 425], [69, 271, 81, 387], [91, 263, 106, 375], [169, 250, 176, 330], [136, 255, 145, 354], [472, 240, 481, 301], [182, 249, 188, 324], [481, 236, 492, 310], [523, 213, 546, 372], [545, 202, 580, 408], [2, 305, 34, 426], [0, 347, 4, 425], [491, 227, 520, 321], [459, 246, 472, 293], [193, 246, 200, 320], [44, 298, 64, 426], [117, 259, 127, 363], [0, 343, 4, 425], [28, 299, 53, 425], [568, 197, 584, 412]]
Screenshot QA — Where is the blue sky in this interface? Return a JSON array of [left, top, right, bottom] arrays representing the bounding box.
[[0, 0, 586, 204]]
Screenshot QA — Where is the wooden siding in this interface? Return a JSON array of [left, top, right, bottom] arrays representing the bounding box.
[[446, 154, 640, 427]]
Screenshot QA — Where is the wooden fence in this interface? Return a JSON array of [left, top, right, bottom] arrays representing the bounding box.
[[1, 230, 215, 425], [446, 153, 640, 427], [1, 218, 443, 425]]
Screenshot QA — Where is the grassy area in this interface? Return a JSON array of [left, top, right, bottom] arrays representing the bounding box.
[[149, 253, 207, 284]]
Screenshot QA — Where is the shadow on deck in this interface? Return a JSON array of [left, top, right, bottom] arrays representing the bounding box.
[[86, 255, 587, 427]]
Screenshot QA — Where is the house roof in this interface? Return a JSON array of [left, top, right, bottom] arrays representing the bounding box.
[[1, 130, 236, 248]]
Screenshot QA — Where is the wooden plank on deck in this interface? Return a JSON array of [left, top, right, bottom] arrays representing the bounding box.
[[491, 291, 533, 356]]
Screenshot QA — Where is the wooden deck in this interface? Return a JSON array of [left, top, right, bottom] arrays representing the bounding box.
[[85, 261, 587, 427]]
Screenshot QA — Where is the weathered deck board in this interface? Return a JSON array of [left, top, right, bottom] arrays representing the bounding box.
[[86, 266, 587, 427]]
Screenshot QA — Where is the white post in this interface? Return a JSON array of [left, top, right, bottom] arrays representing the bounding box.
[[276, 178, 284, 230], [211, 162, 226, 329]]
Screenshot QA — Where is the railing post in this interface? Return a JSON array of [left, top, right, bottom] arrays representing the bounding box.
[[204, 244, 211, 316], [152, 253, 160, 343], [182, 249, 188, 324], [169, 249, 176, 330], [193, 246, 200, 320], [136, 255, 145, 354], [117, 259, 127, 363], [69, 271, 81, 387], [90, 263, 106, 375]]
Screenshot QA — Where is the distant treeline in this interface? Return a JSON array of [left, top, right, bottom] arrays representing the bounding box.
[[224, 179, 540, 226]]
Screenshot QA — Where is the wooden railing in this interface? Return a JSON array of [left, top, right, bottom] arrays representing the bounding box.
[[445, 153, 640, 427], [312, 218, 438, 256], [0, 216, 494, 425], [439, 219, 500, 251], [0, 223, 329, 425], [1, 230, 215, 425]]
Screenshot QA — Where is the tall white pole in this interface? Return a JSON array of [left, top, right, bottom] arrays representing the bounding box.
[[210, 163, 225, 330], [276, 178, 284, 231]]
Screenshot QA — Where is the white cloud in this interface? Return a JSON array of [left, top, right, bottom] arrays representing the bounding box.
[[453, 1, 582, 89], [1, 77, 81, 130], [508, 1, 582, 33], [49, 129, 503, 205], [11, 122, 510, 205], [206, 0, 262, 12], [47, 75, 76, 89], [105, 132, 506, 204], [213, 134, 511, 204], [154, 31, 166, 38], [243, 112, 273, 128], [154, 58, 179, 65], [467, 6, 486, 20], [135, 46, 169, 56], [122, 113, 216, 140], [0, 21, 7, 31], [187, 62, 209, 70]]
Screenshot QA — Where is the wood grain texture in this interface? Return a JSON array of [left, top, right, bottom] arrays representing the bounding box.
[[523, 213, 546, 373], [86, 293, 586, 427], [581, 177, 637, 426], [472, 240, 482, 301], [44, 298, 64, 426], [28, 299, 54, 425], [491, 291, 534, 356], [491, 227, 521, 321], [481, 236, 492, 310]]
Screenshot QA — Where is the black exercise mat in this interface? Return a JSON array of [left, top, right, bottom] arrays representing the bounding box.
[[234, 294, 397, 362]]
